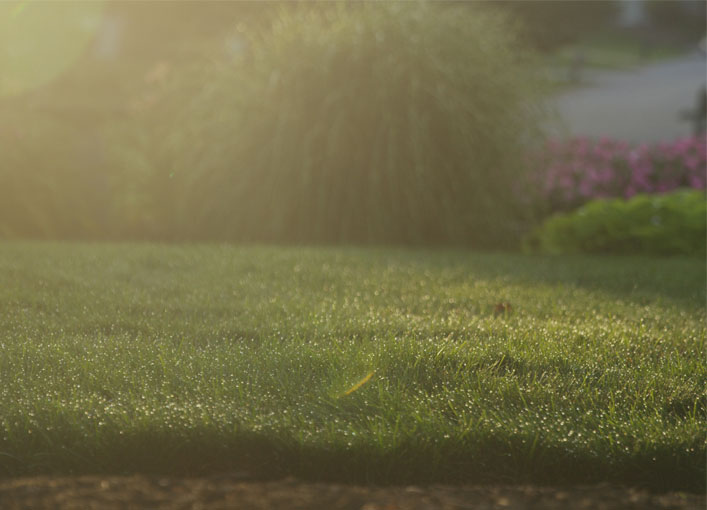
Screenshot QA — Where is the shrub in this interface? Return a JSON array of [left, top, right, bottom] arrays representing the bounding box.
[[526, 189, 706, 256], [150, 2, 548, 247], [534, 136, 706, 214]]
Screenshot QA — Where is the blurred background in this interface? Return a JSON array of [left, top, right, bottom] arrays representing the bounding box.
[[0, 0, 704, 253]]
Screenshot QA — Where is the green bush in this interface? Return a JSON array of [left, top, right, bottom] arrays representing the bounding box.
[[151, 2, 547, 246], [526, 189, 706, 256]]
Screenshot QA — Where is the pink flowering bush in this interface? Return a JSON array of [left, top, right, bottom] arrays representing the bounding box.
[[536, 136, 706, 213]]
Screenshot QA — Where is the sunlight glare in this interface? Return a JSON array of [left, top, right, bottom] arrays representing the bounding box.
[[0, 0, 106, 97]]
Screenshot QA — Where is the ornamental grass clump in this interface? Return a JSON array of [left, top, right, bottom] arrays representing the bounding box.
[[536, 136, 706, 214], [154, 3, 547, 247], [0, 111, 136, 240]]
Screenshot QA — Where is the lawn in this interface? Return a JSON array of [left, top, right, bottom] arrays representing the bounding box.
[[544, 31, 689, 89], [0, 243, 704, 491]]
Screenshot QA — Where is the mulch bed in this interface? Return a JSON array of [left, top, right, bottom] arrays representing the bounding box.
[[0, 475, 702, 510]]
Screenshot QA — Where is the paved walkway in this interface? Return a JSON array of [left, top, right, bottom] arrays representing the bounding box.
[[550, 52, 706, 143]]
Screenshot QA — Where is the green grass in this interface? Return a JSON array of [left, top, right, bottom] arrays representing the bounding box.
[[544, 32, 688, 90], [551, 31, 686, 71], [0, 243, 704, 491]]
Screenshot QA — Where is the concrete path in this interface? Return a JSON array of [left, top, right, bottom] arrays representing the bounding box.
[[550, 52, 707, 143]]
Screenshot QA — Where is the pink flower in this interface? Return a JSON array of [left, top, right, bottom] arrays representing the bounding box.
[[689, 175, 705, 189], [684, 156, 704, 172], [579, 180, 594, 197], [532, 135, 706, 209]]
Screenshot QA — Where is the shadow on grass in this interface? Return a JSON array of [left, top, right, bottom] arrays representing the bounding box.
[[383, 248, 706, 309], [1, 429, 703, 493]]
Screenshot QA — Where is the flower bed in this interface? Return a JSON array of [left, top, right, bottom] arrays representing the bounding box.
[[536, 136, 706, 213]]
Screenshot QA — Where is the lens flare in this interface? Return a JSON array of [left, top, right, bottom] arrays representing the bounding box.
[[11, 0, 28, 19], [0, 0, 106, 97]]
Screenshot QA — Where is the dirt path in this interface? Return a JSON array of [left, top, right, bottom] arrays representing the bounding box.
[[0, 475, 702, 510]]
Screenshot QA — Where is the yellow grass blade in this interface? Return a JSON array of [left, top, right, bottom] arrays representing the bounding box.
[[342, 371, 375, 396]]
